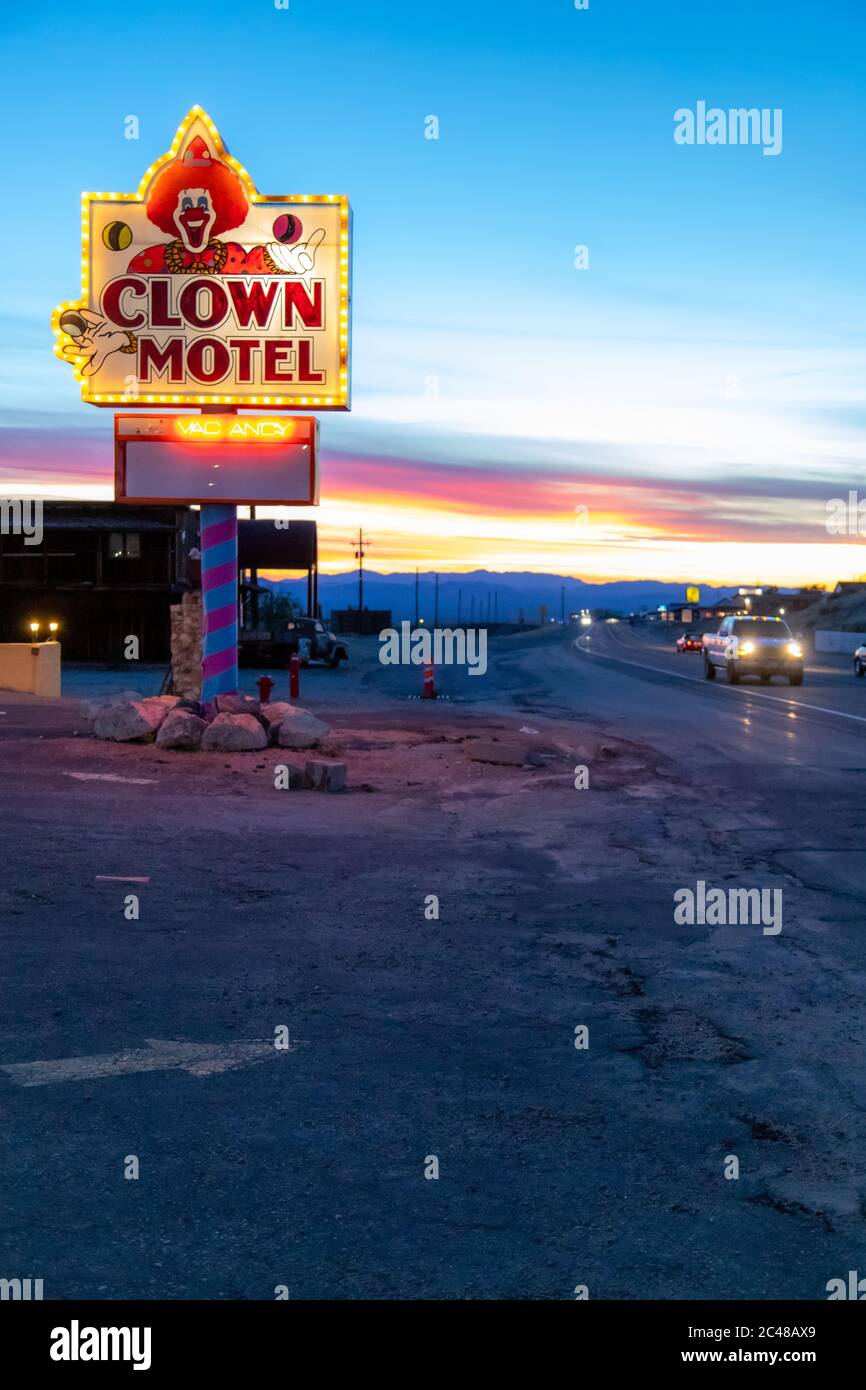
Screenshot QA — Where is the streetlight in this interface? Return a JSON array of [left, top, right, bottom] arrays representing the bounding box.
[[49, 621, 59, 635], [29, 621, 40, 638]]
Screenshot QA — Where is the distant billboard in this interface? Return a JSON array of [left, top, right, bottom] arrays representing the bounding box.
[[238, 519, 317, 570], [686, 586, 700, 604]]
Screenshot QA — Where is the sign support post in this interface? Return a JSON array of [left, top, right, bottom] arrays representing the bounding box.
[[198, 402, 239, 709], [200, 503, 239, 708]]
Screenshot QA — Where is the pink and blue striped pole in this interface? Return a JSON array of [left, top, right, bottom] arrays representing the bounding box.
[[200, 504, 239, 706]]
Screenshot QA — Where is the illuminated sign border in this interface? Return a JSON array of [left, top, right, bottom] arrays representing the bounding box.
[[51, 106, 351, 411], [114, 413, 319, 505]]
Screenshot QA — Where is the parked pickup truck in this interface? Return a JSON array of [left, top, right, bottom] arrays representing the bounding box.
[[239, 616, 348, 670], [702, 615, 804, 686]]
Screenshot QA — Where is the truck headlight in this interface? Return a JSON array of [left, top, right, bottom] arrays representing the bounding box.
[[787, 642, 802, 658], [738, 641, 755, 655]]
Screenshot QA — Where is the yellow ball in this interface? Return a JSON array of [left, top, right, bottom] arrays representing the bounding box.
[[103, 220, 133, 251]]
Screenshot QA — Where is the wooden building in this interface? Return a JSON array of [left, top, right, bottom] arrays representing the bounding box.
[[0, 503, 197, 661]]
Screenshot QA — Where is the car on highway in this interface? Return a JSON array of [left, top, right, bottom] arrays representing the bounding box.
[[676, 631, 703, 652], [702, 615, 804, 686], [854, 644, 866, 678]]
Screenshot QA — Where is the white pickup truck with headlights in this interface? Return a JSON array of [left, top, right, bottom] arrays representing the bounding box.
[[702, 615, 804, 685]]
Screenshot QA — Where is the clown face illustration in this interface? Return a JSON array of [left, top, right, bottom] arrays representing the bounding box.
[[173, 187, 217, 252]]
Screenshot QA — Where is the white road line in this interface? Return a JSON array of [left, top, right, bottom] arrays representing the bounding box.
[[95, 875, 150, 884], [576, 637, 866, 726], [1, 1039, 290, 1087], [65, 772, 156, 785]]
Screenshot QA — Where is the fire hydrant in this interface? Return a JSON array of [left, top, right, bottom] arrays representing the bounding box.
[[257, 674, 274, 704]]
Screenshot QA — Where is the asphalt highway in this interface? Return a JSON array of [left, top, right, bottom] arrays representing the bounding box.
[[579, 620, 866, 729]]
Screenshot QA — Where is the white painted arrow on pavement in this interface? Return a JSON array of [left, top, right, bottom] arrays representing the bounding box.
[[1, 1038, 294, 1087]]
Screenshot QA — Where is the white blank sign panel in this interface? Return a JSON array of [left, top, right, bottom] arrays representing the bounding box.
[[114, 415, 319, 505]]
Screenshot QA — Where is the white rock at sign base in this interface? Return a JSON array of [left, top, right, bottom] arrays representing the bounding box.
[[260, 701, 292, 742], [201, 712, 268, 752], [261, 701, 291, 727], [79, 690, 145, 724], [92, 697, 176, 742], [276, 705, 330, 750], [156, 707, 207, 751], [215, 692, 261, 716]]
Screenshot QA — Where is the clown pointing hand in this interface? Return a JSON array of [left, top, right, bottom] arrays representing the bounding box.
[[60, 309, 136, 376]]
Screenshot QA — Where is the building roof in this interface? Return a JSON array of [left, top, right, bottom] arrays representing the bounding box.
[[34, 502, 191, 532]]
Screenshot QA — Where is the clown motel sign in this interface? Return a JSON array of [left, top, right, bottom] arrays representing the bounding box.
[[52, 107, 351, 409]]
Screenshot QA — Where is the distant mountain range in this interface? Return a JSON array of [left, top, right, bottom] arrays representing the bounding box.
[[262, 570, 742, 622]]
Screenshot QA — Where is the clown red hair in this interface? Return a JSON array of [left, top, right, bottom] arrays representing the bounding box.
[[146, 141, 249, 236]]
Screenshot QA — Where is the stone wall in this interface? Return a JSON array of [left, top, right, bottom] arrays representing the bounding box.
[[170, 590, 202, 699], [0, 640, 61, 696]]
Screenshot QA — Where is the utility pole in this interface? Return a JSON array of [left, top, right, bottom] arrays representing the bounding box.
[[353, 528, 367, 612], [561, 585, 565, 624], [434, 573, 439, 627], [494, 591, 498, 624], [415, 567, 420, 625], [249, 504, 258, 629]]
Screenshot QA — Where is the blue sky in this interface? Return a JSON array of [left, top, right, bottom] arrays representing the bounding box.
[[0, 0, 864, 580]]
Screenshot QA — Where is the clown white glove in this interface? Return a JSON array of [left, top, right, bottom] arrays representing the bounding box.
[[266, 227, 326, 275], [60, 310, 135, 377]]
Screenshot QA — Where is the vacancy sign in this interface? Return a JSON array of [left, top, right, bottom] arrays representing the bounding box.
[[52, 107, 351, 410], [114, 414, 319, 505]]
